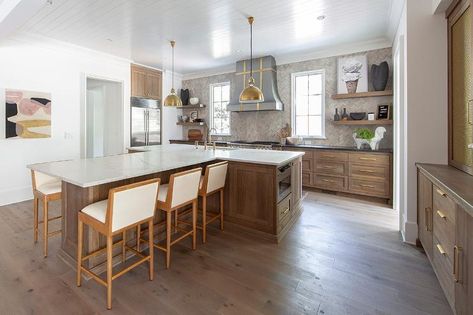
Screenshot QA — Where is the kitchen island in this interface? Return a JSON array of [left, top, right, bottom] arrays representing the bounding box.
[[28, 144, 304, 271]]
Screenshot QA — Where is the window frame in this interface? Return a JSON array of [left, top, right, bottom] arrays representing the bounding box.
[[290, 69, 326, 139], [209, 82, 231, 136]]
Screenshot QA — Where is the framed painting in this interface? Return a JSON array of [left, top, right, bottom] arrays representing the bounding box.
[[337, 54, 368, 94]]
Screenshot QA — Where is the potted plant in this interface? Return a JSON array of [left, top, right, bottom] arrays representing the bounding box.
[[352, 127, 386, 150]]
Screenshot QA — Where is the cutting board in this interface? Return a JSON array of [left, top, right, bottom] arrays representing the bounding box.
[[188, 129, 203, 141]]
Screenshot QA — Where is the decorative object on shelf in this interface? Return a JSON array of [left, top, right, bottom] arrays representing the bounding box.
[[353, 127, 386, 150], [371, 61, 389, 91], [240, 16, 264, 103], [349, 112, 366, 120], [177, 115, 184, 123], [164, 40, 182, 107], [334, 108, 340, 121], [377, 104, 391, 120], [367, 112, 375, 120], [337, 54, 368, 94], [188, 129, 203, 141], [190, 111, 198, 121], [189, 97, 199, 105], [286, 136, 303, 145], [180, 89, 190, 105], [4, 89, 51, 139], [277, 123, 291, 144], [341, 108, 349, 121], [182, 115, 189, 122], [194, 118, 204, 123]]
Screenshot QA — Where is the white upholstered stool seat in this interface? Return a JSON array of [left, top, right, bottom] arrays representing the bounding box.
[[31, 170, 62, 257], [81, 199, 108, 224]]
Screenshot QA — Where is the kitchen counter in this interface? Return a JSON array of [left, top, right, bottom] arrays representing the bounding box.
[[28, 144, 303, 188]]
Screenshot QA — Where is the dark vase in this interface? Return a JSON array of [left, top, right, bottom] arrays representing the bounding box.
[[180, 89, 190, 105], [371, 61, 389, 91], [334, 108, 341, 121], [341, 108, 349, 121]]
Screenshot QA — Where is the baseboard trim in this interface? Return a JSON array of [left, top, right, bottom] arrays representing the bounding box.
[[0, 186, 32, 206], [402, 219, 418, 245]]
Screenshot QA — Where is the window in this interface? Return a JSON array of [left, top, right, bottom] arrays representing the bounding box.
[[291, 70, 325, 138], [209, 82, 231, 135]]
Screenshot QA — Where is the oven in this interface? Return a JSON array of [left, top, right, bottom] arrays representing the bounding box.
[[277, 162, 292, 202]]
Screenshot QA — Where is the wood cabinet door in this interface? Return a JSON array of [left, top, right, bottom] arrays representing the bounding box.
[[131, 65, 147, 98], [418, 171, 433, 259], [146, 70, 162, 100], [455, 206, 472, 314]]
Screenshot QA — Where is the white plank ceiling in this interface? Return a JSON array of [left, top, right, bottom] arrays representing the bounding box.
[[19, 0, 397, 74]]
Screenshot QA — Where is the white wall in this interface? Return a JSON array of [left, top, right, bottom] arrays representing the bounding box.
[[0, 33, 131, 206], [393, 0, 448, 244], [161, 69, 183, 144]]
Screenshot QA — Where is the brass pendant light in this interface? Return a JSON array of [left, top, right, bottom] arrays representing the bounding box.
[[164, 40, 182, 107], [239, 16, 264, 103]]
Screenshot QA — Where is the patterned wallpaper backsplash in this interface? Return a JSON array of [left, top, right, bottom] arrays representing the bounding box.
[[181, 47, 393, 149]]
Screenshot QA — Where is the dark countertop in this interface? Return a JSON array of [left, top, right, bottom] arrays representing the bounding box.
[[169, 139, 393, 153], [417, 163, 473, 217]]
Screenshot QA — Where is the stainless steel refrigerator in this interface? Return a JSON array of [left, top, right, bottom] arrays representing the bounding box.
[[130, 97, 161, 147]]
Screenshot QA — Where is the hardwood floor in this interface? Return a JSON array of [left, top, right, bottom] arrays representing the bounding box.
[[0, 191, 451, 314]]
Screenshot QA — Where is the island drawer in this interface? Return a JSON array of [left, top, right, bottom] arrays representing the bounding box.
[[278, 194, 291, 224], [313, 174, 346, 191], [432, 186, 455, 258], [349, 163, 389, 180], [433, 186, 456, 225], [348, 178, 388, 197], [349, 152, 389, 165], [315, 150, 348, 162], [315, 161, 347, 176]]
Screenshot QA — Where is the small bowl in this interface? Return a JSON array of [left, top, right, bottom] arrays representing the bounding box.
[[350, 112, 366, 120], [189, 97, 199, 105]]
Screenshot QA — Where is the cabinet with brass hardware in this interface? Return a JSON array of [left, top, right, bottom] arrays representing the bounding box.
[[417, 163, 473, 313], [131, 64, 162, 100]]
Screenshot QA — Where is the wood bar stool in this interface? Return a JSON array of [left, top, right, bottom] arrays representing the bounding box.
[[31, 170, 62, 257], [76, 178, 160, 310], [154, 168, 201, 269]]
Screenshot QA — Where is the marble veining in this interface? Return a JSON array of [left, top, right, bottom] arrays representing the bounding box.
[[181, 47, 393, 149]]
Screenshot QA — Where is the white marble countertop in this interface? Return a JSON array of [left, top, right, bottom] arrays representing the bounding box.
[[28, 144, 304, 188]]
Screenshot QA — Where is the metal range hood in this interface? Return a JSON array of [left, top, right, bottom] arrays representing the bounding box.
[[227, 55, 284, 112]]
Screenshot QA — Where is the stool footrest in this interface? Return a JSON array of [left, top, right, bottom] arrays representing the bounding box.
[[112, 256, 150, 281], [81, 239, 125, 261]]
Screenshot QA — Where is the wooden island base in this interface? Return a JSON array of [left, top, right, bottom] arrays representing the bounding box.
[[59, 157, 303, 273]]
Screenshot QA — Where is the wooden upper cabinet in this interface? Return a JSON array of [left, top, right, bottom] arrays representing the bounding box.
[[131, 64, 162, 100]]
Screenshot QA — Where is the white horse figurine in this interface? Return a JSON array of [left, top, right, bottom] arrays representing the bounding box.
[[353, 127, 386, 150]]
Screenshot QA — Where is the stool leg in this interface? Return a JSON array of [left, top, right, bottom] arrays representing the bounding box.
[[136, 224, 141, 252], [202, 195, 207, 243], [166, 211, 171, 269], [192, 200, 197, 250], [76, 219, 83, 287], [42, 197, 48, 257], [122, 231, 126, 263], [148, 219, 154, 281], [106, 235, 113, 310], [220, 189, 224, 231], [33, 196, 39, 243], [174, 210, 178, 231]]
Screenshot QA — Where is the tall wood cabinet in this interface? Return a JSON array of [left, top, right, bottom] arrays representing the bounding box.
[[449, 0, 473, 175], [131, 64, 162, 100]]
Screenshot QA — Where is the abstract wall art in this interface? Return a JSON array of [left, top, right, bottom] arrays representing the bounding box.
[[5, 89, 51, 139], [337, 54, 368, 94]]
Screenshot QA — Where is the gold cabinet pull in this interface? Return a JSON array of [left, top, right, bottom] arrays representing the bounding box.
[[360, 184, 375, 188], [436, 210, 447, 219], [322, 166, 336, 169], [453, 245, 462, 283], [282, 207, 290, 215], [437, 244, 446, 255], [359, 169, 375, 173], [436, 188, 447, 197], [359, 157, 377, 161], [322, 179, 334, 183]]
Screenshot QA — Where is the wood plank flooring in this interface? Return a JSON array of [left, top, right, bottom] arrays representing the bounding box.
[[0, 191, 452, 314]]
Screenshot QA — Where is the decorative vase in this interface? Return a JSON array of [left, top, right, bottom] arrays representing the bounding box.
[[334, 108, 340, 121], [371, 61, 389, 91], [189, 97, 199, 105], [341, 108, 349, 121], [180, 89, 190, 105], [345, 80, 358, 93]]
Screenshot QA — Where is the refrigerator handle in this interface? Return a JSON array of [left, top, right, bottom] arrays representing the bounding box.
[[146, 110, 149, 146]]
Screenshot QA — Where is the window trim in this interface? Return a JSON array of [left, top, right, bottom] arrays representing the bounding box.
[[290, 69, 326, 139], [209, 81, 231, 136]]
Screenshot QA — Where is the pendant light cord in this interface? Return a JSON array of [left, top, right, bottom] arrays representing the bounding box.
[[171, 41, 175, 91], [250, 20, 253, 79]]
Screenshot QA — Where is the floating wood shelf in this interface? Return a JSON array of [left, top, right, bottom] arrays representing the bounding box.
[[176, 122, 206, 126], [331, 90, 393, 100], [176, 104, 206, 109], [332, 120, 393, 125]]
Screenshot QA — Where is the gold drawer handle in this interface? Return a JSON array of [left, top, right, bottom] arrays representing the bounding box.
[[360, 184, 375, 188], [323, 155, 335, 158], [436, 210, 447, 219], [436, 188, 447, 197], [322, 179, 334, 183], [359, 157, 377, 161], [454, 245, 463, 283], [359, 169, 375, 173], [437, 244, 446, 255], [282, 207, 290, 215]]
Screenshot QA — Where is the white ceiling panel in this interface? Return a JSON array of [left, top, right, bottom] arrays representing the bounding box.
[[19, 0, 397, 73]]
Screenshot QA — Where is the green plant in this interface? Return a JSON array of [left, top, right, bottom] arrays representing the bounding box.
[[355, 128, 375, 140]]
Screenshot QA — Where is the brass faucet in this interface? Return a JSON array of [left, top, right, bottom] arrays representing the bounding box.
[[205, 127, 218, 150]]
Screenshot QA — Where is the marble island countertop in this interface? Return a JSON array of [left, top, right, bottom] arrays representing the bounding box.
[[28, 144, 304, 188]]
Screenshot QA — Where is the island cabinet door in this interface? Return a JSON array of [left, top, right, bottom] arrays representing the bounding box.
[[418, 171, 433, 259], [226, 162, 276, 234], [455, 206, 473, 314]]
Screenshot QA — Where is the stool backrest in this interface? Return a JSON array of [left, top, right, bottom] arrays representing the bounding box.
[[201, 161, 228, 194], [167, 168, 202, 208], [31, 170, 59, 190], [108, 178, 160, 232]]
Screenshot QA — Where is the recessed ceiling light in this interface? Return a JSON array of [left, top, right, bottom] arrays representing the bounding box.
[[106, 38, 113, 42], [316, 15, 326, 21]]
